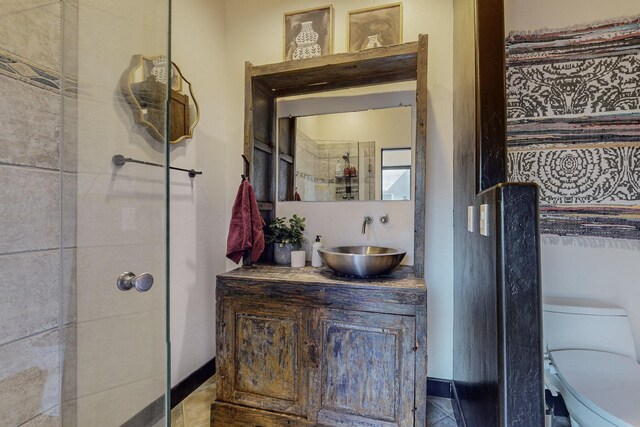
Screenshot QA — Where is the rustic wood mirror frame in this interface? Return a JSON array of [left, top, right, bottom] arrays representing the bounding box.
[[244, 34, 428, 277]]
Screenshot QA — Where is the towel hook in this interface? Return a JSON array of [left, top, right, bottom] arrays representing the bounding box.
[[241, 154, 250, 182]]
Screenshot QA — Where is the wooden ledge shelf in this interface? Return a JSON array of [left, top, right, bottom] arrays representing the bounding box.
[[251, 41, 420, 97]]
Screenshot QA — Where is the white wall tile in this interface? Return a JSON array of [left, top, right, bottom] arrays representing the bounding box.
[[0, 250, 60, 346], [0, 0, 61, 72], [0, 330, 60, 426], [74, 375, 165, 426], [0, 74, 60, 169], [21, 406, 61, 427], [0, 166, 60, 253], [75, 309, 165, 399]]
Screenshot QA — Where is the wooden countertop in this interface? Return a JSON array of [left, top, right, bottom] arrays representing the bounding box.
[[217, 264, 426, 292]]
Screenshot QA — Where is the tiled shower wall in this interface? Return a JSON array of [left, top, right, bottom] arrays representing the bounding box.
[[294, 130, 375, 202], [1, 1, 169, 425], [0, 1, 65, 425]]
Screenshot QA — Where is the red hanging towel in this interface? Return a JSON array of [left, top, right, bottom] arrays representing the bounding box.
[[226, 180, 265, 263]]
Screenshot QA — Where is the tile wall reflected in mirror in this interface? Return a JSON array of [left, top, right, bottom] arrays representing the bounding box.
[[280, 106, 413, 202]]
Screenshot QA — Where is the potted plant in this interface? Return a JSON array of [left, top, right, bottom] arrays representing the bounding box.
[[264, 215, 306, 265]]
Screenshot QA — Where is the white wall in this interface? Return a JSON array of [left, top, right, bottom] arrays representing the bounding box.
[[505, 0, 640, 360], [170, 0, 229, 386], [296, 107, 412, 153], [223, 0, 454, 379], [506, 0, 640, 32]]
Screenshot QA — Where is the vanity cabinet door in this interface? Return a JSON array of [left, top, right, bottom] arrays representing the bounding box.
[[313, 309, 416, 427], [217, 298, 311, 418]]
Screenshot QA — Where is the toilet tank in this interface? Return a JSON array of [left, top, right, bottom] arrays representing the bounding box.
[[543, 296, 637, 359]]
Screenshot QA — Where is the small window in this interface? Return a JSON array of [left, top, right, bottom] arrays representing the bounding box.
[[381, 148, 411, 201]]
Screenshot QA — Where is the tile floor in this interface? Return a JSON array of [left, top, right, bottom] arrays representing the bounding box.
[[426, 396, 458, 427], [551, 414, 571, 426], [171, 375, 217, 427], [172, 375, 459, 426]]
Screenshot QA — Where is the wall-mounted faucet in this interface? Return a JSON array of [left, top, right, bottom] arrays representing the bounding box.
[[380, 214, 389, 224], [362, 216, 373, 234]]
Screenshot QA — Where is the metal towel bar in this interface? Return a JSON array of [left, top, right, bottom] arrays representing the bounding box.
[[112, 154, 202, 178]]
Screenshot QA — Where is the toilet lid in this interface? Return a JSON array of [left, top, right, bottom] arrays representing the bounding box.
[[550, 350, 640, 426], [543, 296, 627, 316]]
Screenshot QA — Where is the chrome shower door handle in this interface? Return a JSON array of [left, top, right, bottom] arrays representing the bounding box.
[[117, 272, 154, 292]]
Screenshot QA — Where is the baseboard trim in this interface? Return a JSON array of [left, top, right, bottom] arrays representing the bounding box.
[[171, 357, 216, 409], [119, 357, 216, 426], [427, 377, 453, 398], [451, 381, 467, 427]]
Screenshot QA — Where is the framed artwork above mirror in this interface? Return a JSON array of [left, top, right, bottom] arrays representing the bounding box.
[[283, 5, 333, 61], [348, 3, 403, 52], [121, 54, 200, 144]]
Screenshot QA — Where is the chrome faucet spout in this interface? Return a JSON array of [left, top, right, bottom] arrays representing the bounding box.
[[362, 216, 373, 234]]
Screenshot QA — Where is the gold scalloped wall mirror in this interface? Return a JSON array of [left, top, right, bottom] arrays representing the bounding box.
[[121, 55, 200, 144]]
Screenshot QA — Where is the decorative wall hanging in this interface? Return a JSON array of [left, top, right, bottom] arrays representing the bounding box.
[[283, 5, 333, 61], [506, 17, 640, 240], [348, 3, 402, 53], [121, 55, 199, 144]]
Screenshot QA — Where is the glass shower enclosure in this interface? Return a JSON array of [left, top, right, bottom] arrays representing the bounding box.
[[61, 0, 171, 425], [0, 0, 170, 424]]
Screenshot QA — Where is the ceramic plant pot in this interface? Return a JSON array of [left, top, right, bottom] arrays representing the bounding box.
[[274, 243, 296, 265]]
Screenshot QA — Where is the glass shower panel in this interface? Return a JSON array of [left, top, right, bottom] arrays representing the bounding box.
[[61, 0, 170, 425]]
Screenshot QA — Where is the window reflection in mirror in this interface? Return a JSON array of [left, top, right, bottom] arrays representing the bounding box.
[[279, 106, 413, 202], [382, 148, 411, 200]]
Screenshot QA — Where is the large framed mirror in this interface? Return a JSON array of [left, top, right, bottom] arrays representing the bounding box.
[[244, 35, 428, 275]]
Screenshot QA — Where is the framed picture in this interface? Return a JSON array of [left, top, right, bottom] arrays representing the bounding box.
[[348, 3, 403, 52], [284, 5, 333, 61], [145, 56, 181, 92]]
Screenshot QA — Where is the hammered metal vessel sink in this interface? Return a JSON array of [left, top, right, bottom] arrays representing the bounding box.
[[318, 246, 406, 278]]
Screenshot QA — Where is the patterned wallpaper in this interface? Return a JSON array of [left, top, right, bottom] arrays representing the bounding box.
[[506, 17, 640, 240]]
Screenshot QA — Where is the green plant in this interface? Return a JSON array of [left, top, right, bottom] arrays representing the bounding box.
[[264, 215, 306, 248]]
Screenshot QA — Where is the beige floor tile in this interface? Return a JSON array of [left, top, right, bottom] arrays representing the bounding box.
[[182, 386, 215, 426], [198, 375, 217, 391], [170, 403, 184, 427]]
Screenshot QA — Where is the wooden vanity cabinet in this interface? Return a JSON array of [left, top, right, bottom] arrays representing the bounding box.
[[212, 266, 427, 427], [217, 300, 311, 418]]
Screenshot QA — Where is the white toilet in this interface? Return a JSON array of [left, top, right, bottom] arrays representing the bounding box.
[[544, 296, 640, 427]]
